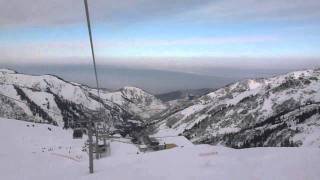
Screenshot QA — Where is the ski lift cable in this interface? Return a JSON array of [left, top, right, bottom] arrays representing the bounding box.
[[83, 0, 108, 146], [83, 0, 102, 109]]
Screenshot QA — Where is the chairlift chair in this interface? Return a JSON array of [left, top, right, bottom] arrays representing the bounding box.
[[73, 128, 84, 139]]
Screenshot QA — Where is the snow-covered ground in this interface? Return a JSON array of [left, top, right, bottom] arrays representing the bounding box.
[[1, 118, 320, 180]]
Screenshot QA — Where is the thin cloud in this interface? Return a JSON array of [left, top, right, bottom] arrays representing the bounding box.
[[1, 0, 320, 27], [179, 0, 320, 23], [0, 35, 278, 60], [0, 0, 211, 27], [103, 35, 279, 47], [0, 40, 90, 59]]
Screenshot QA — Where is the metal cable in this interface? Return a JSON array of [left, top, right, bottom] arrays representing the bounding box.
[[84, 0, 101, 103]]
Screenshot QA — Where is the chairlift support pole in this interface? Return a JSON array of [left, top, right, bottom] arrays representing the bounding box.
[[87, 122, 94, 174], [94, 123, 100, 159]]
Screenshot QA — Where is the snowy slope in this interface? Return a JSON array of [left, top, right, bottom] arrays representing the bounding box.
[[153, 69, 320, 148], [99, 86, 167, 120], [1, 118, 320, 180], [0, 69, 167, 129]]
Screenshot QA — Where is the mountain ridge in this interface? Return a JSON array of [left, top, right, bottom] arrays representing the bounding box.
[[151, 69, 320, 148], [0, 69, 167, 132], [1, 68, 320, 148]]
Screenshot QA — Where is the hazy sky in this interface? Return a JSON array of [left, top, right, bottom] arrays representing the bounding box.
[[1, 0, 320, 69]]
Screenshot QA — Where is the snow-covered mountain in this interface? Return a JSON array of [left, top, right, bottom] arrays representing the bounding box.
[[2, 68, 320, 148], [100, 86, 166, 119], [0, 69, 167, 130], [153, 68, 320, 148]]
